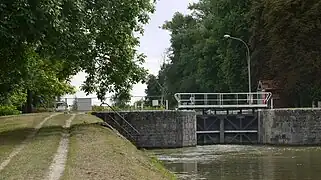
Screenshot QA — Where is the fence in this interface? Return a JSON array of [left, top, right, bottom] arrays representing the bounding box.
[[174, 92, 273, 109], [59, 96, 169, 112]]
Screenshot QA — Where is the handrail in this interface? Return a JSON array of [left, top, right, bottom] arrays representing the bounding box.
[[104, 111, 136, 142], [174, 92, 273, 109], [100, 102, 140, 135], [175, 92, 269, 95]]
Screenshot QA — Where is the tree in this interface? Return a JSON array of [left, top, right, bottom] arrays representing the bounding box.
[[249, 0, 321, 107], [111, 87, 132, 109], [147, 0, 321, 108], [144, 74, 162, 106], [145, 74, 161, 96], [21, 48, 75, 112], [147, 0, 251, 108], [0, 0, 156, 112]]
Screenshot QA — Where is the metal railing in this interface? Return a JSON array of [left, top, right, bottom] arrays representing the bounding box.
[[174, 92, 272, 109], [100, 102, 140, 144]]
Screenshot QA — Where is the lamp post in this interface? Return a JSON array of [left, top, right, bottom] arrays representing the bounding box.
[[224, 34, 251, 95]]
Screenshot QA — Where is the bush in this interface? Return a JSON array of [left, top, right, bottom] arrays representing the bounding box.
[[34, 107, 54, 113], [92, 105, 107, 112], [0, 105, 21, 116]]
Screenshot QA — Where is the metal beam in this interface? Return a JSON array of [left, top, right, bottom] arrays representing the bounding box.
[[224, 130, 258, 133], [196, 131, 220, 134], [178, 104, 268, 109]]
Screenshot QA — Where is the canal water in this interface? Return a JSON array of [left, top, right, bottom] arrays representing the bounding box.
[[152, 145, 321, 180]]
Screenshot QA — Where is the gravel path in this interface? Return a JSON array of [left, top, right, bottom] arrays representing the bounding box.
[[46, 114, 76, 180]]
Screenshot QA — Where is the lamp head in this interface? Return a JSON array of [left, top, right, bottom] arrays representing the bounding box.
[[224, 34, 231, 38]]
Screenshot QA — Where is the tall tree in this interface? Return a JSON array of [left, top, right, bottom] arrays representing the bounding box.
[[144, 74, 163, 106], [249, 0, 321, 107], [145, 74, 161, 97], [147, 0, 321, 108], [150, 0, 251, 108], [0, 0, 156, 112]]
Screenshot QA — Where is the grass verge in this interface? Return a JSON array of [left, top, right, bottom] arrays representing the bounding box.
[[63, 114, 176, 180], [0, 113, 51, 163], [150, 155, 177, 179], [0, 114, 71, 180]]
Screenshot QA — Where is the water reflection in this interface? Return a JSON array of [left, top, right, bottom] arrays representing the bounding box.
[[152, 145, 321, 180]]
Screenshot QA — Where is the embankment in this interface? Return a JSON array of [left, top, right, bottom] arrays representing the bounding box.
[[0, 113, 176, 180], [63, 114, 177, 180]]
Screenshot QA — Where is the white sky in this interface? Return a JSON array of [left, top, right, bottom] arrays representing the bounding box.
[[64, 0, 198, 105]]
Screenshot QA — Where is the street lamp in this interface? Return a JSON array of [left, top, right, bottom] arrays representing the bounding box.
[[224, 34, 251, 95]]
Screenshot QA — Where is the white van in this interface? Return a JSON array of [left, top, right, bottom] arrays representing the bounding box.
[[55, 101, 69, 112]]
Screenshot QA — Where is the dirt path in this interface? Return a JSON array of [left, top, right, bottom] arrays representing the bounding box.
[[46, 114, 76, 180], [0, 113, 59, 172]]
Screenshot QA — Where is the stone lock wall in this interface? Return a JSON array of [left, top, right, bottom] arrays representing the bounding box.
[[259, 108, 321, 145], [94, 110, 197, 148]]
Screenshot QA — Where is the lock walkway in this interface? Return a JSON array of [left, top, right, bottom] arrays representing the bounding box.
[[174, 92, 273, 110]]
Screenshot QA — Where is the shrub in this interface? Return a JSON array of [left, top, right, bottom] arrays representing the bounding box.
[[34, 107, 54, 113], [92, 105, 107, 112], [0, 105, 21, 116]]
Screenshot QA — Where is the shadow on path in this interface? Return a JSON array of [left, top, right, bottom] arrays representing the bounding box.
[[0, 123, 108, 147]]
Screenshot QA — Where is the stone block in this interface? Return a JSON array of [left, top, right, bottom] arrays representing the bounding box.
[[94, 110, 197, 148], [259, 108, 321, 145]]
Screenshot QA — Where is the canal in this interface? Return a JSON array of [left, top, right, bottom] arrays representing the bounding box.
[[152, 145, 321, 180]]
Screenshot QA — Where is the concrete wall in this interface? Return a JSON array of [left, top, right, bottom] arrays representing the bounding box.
[[259, 108, 321, 145], [94, 110, 197, 148]]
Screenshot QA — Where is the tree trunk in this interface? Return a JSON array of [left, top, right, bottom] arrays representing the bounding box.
[[23, 90, 33, 113]]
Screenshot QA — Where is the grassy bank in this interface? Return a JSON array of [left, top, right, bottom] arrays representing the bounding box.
[[0, 114, 71, 179], [63, 114, 176, 180], [0, 113, 51, 163], [0, 113, 176, 180]]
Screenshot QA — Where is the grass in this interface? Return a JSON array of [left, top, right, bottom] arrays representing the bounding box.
[[0, 113, 176, 180], [63, 114, 176, 180], [0, 114, 71, 180], [149, 155, 177, 180], [0, 113, 51, 163]]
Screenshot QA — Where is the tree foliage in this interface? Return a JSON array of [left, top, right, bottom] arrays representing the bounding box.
[[145, 74, 162, 99], [146, 0, 251, 107], [0, 0, 155, 112], [111, 88, 132, 108], [250, 0, 321, 107], [146, 0, 321, 108], [144, 74, 162, 106]]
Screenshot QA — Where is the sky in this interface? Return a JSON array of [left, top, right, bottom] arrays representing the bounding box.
[[65, 0, 198, 105]]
